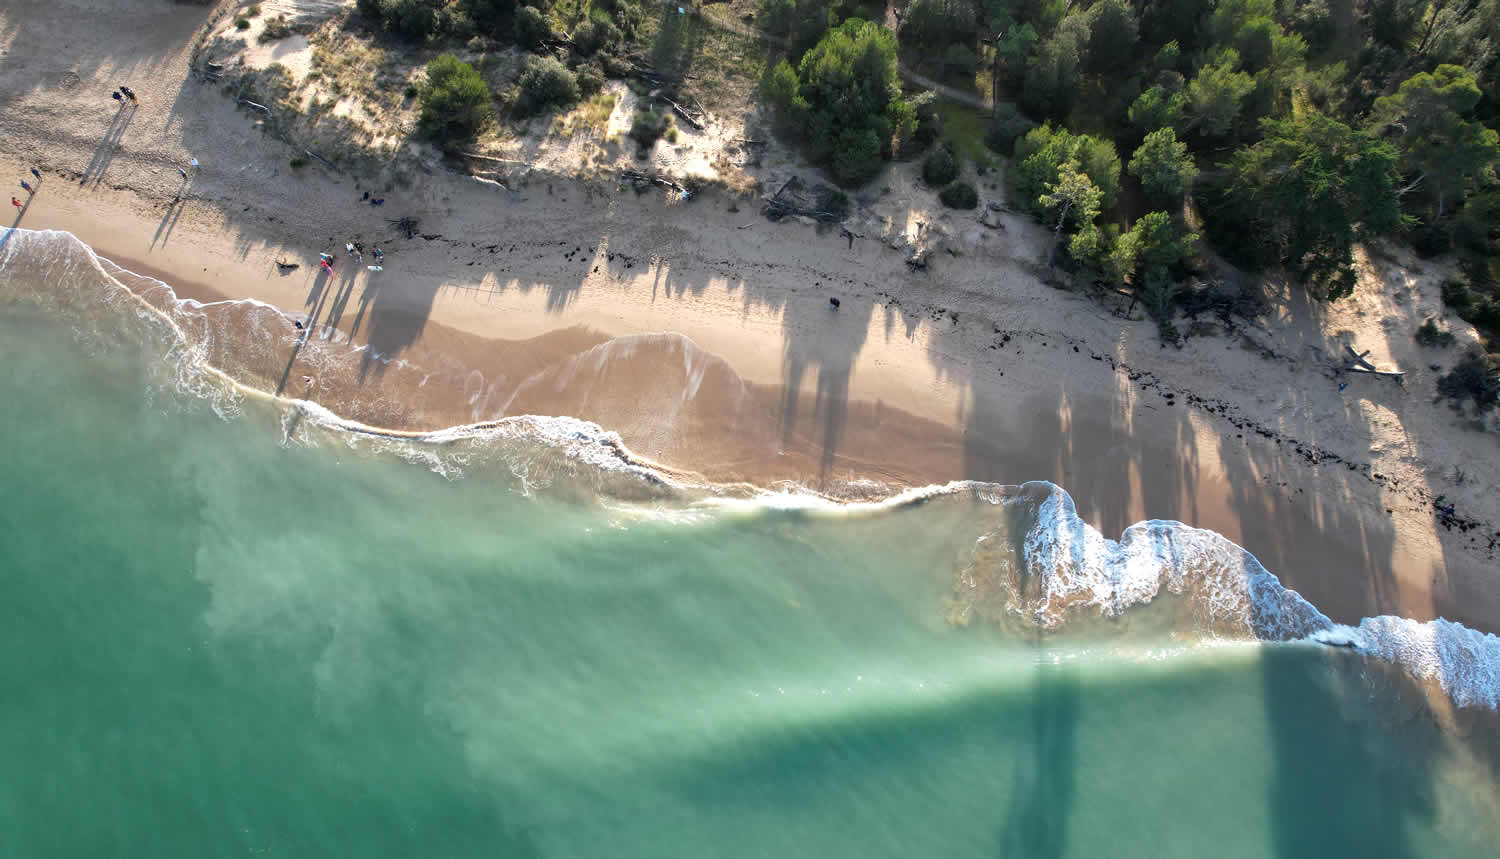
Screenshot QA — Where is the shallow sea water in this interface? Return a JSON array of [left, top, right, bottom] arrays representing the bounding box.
[[2, 232, 1499, 857]]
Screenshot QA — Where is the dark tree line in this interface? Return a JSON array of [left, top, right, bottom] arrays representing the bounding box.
[[759, 0, 1500, 307]]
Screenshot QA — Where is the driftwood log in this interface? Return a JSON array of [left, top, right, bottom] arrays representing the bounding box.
[[621, 169, 691, 195], [1339, 345, 1404, 379]]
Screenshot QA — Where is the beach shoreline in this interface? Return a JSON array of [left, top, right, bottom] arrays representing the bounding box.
[[1, 0, 1496, 636]]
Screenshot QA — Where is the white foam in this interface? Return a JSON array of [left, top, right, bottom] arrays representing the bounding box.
[[1332, 617, 1500, 710], [1011, 482, 1333, 639], [6, 227, 1499, 710]]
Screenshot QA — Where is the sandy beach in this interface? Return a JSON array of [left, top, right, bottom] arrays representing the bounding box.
[[2, 0, 1497, 634]]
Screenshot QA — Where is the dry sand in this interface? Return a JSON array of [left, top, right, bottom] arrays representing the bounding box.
[[2, 0, 1497, 633]]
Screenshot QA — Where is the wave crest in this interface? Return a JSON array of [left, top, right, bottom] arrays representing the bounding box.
[[3, 227, 1498, 710]]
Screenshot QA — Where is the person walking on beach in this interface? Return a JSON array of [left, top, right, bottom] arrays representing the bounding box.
[[29, 168, 40, 182], [177, 166, 188, 179], [11, 196, 21, 209], [190, 158, 199, 170], [20, 180, 33, 194], [111, 91, 123, 104]]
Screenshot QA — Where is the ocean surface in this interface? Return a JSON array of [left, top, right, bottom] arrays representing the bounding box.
[[3, 228, 1500, 858]]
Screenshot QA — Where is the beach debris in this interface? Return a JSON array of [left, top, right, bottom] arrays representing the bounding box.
[[302, 149, 336, 170], [620, 169, 692, 198], [388, 216, 419, 239], [761, 177, 847, 224], [235, 98, 271, 116], [1338, 345, 1404, 381], [653, 92, 706, 130]]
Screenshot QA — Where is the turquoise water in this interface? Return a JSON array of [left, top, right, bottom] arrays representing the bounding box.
[[3, 233, 1499, 857]]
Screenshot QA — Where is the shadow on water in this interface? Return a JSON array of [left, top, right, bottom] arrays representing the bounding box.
[[1257, 536, 1448, 859], [996, 659, 1079, 859]]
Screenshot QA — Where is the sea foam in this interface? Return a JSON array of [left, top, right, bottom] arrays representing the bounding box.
[[3, 226, 1498, 710]]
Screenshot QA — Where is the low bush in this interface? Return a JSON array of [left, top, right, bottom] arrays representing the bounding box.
[[939, 180, 978, 209], [922, 145, 958, 187], [985, 104, 1036, 156], [235, 18, 251, 30], [514, 55, 579, 117], [573, 18, 622, 56], [1442, 274, 1500, 336], [259, 15, 293, 43], [629, 108, 672, 147], [289, 156, 308, 169], [1437, 350, 1500, 409], [514, 5, 552, 50], [575, 68, 604, 98], [1416, 317, 1456, 348], [382, 0, 438, 41]]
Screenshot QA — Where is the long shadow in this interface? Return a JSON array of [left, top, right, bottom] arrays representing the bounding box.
[[776, 292, 873, 485], [80, 101, 137, 189], [996, 658, 1080, 859], [276, 265, 334, 397], [650, 6, 704, 81], [1261, 635, 1440, 858], [150, 175, 192, 249], [1, 193, 36, 254], [0, 0, 207, 117]]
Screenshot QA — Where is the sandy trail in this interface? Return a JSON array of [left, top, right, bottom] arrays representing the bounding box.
[[0, 0, 1496, 634]]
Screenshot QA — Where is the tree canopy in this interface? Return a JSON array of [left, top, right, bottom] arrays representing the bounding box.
[[764, 19, 912, 185], [1220, 115, 1401, 298], [1373, 64, 1500, 220], [418, 54, 491, 143], [1129, 128, 1198, 202]]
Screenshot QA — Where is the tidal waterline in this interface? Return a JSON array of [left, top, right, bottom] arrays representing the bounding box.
[[3, 241, 1499, 857]]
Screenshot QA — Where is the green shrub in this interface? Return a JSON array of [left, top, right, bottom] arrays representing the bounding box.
[[514, 55, 578, 116], [381, 0, 438, 42], [911, 91, 940, 146], [832, 127, 883, 186], [1417, 317, 1456, 348], [289, 156, 307, 169], [404, 84, 419, 99], [1443, 276, 1474, 312], [259, 14, 293, 42], [1012, 124, 1122, 217], [235, 18, 251, 30], [514, 4, 552, 49], [629, 109, 672, 147], [418, 54, 492, 142], [356, 0, 383, 23], [1441, 275, 1500, 335], [575, 68, 604, 98], [764, 19, 911, 187], [1437, 350, 1500, 409], [939, 180, 978, 209], [247, 4, 262, 16], [922, 145, 958, 186], [572, 18, 621, 56], [985, 104, 1036, 155]]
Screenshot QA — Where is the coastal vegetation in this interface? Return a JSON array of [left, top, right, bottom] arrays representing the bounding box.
[[238, 0, 1498, 364]]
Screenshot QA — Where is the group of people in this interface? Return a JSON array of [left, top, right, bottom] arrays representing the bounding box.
[[11, 167, 40, 209], [111, 85, 138, 105], [319, 242, 385, 274]]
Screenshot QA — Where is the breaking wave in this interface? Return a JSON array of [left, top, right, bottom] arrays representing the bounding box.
[[3, 226, 1497, 711]]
